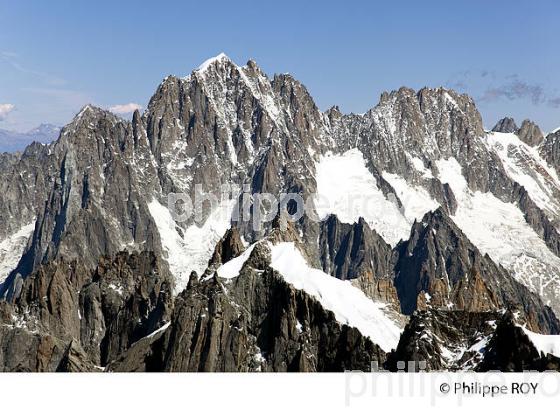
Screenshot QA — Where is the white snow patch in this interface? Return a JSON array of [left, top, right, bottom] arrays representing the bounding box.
[[314, 149, 411, 246], [217, 243, 257, 279], [0, 222, 35, 283], [147, 322, 171, 339], [107, 283, 124, 296], [196, 52, 231, 72], [469, 335, 491, 353], [521, 327, 560, 358], [408, 155, 433, 179], [382, 172, 439, 224], [148, 198, 235, 293]]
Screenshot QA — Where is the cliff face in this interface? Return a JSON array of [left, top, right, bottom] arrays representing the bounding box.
[[0, 251, 173, 371]]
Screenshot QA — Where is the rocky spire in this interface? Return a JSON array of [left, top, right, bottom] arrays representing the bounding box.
[[492, 117, 518, 133], [516, 119, 544, 146]]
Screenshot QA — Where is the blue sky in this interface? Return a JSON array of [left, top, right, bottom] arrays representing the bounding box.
[[1, 0, 559, 134]]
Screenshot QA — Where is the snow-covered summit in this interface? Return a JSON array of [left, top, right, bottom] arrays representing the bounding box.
[[196, 52, 233, 72]]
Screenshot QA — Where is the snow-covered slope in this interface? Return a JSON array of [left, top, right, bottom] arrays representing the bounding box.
[[0, 222, 35, 284], [148, 198, 235, 292], [381, 171, 439, 223], [436, 157, 560, 311], [485, 131, 560, 220], [314, 149, 411, 246], [217, 240, 404, 351], [217, 243, 257, 279], [270, 242, 403, 351], [308, 143, 560, 314], [521, 326, 560, 358]]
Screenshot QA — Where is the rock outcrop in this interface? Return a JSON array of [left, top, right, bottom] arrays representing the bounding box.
[[478, 312, 560, 371], [386, 309, 560, 371], [0, 251, 173, 370], [386, 310, 500, 371], [541, 130, 560, 176]]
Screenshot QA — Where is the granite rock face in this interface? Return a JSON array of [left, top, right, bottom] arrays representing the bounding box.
[[0, 251, 173, 370], [386, 310, 560, 371], [541, 130, 560, 176], [478, 312, 560, 371], [208, 227, 246, 267], [1, 106, 164, 300], [319, 216, 392, 278], [385, 310, 501, 371]]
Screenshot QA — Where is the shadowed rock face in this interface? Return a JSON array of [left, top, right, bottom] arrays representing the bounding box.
[[317, 215, 401, 307], [393, 209, 559, 334], [385, 310, 501, 371], [492, 117, 518, 133], [208, 227, 246, 267], [386, 310, 560, 372], [478, 312, 560, 371], [0, 251, 174, 371], [319, 215, 392, 281]]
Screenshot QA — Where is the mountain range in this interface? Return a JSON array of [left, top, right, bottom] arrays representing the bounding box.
[[1, 53, 560, 371], [0, 123, 61, 153]]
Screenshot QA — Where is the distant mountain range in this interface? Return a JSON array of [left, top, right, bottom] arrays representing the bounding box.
[[0, 123, 61, 153]]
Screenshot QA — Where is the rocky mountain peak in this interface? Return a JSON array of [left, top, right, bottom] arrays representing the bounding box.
[[393, 207, 559, 334], [65, 104, 124, 132], [21, 141, 49, 158], [492, 117, 518, 133], [245, 58, 259, 70], [516, 119, 544, 146], [194, 52, 232, 73], [53, 104, 133, 160], [540, 130, 560, 176]]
